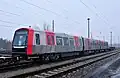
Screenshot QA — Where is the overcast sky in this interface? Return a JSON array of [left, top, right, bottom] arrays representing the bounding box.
[[0, 0, 119, 44]]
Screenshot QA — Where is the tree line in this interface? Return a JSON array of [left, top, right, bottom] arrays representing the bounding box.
[[0, 38, 12, 50]]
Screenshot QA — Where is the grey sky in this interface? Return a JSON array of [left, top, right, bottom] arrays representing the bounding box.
[[0, 0, 119, 44]]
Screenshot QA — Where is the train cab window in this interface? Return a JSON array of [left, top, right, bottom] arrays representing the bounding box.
[[63, 37, 69, 46], [35, 34, 40, 45], [13, 30, 28, 46], [56, 36, 63, 45], [69, 38, 74, 46]]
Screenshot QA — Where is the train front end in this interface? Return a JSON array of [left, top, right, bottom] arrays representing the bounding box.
[[12, 28, 34, 59]]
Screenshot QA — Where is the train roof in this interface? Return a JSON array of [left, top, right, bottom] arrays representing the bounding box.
[[16, 27, 108, 42]]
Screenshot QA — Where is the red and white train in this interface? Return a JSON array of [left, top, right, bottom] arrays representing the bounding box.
[[12, 27, 109, 60]]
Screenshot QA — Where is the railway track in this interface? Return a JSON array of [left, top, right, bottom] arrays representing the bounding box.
[[28, 50, 119, 78], [0, 50, 113, 73], [0, 50, 118, 78], [0, 52, 12, 64], [0, 60, 35, 73]]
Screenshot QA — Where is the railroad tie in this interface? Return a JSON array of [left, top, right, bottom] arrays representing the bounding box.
[[34, 75, 45, 78]]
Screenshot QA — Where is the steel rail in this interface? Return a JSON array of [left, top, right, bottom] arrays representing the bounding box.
[[0, 50, 118, 78]]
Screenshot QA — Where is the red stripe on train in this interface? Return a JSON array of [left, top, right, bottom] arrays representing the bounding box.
[[74, 36, 79, 47], [27, 28, 34, 55]]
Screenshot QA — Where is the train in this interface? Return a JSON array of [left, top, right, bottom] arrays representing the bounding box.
[[12, 27, 111, 61]]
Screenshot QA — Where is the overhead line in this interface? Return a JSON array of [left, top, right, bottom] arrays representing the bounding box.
[[0, 13, 13, 17], [0, 19, 35, 27], [90, 3, 111, 26], [45, 0, 68, 12], [20, 0, 81, 25], [1, 0, 24, 11], [45, 0, 52, 3], [1, 0, 45, 19], [0, 20, 16, 24], [79, 0, 111, 26], [0, 25, 12, 28], [0, 9, 21, 16], [20, 0, 61, 16], [79, 0, 95, 14], [0, 0, 81, 27], [0, 19, 20, 25]]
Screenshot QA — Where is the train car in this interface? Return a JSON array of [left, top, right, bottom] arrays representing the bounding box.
[[103, 41, 109, 51], [83, 38, 102, 54], [12, 27, 82, 60], [12, 27, 109, 60]]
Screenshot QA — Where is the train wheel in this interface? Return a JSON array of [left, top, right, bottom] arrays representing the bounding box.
[[49, 54, 55, 61], [42, 55, 50, 61], [49, 54, 60, 61], [55, 54, 60, 60]]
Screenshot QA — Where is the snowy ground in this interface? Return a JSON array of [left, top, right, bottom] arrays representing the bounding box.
[[89, 55, 120, 78]]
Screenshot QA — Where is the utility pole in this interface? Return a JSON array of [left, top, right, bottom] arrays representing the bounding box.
[[87, 18, 90, 38], [47, 25, 49, 31], [103, 36, 105, 41], [91, 32, 92, 39], [43, 23, 46, 30], [118, 36, 119, 48], [100, 32, 101, 40], [110, 31, 112, 47], [52, 20, 54, 32], [87, 18, 90, 50]]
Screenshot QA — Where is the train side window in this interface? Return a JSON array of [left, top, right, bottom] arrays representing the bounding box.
[[47, 35, 51, 45], [56, 36, 63, 45], [79, 38, 82, 46], [63, 37, 69, 46], [90, 41, 92, 45], [92, 41, 93, 45], [94, 41, 95, 45], [51, 36, 55, 45], [69, 38, 74, 46], [35, 33, 40, 45]]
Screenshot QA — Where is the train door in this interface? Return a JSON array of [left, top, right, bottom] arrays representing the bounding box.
[[34, 32, 40, 45], [81, 37, 84, 51], [74, 36, 80, 51], [33, 32, 40, 54], [79, 37, 84, 51], [46, 32, 55, 45], [45, 31, 56, 60], [88, 38, 91, 50]]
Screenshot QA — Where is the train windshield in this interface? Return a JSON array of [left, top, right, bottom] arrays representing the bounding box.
[[13, 30, 28, 46]]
